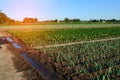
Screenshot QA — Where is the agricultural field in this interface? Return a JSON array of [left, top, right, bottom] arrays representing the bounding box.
[[7, 27, 120, 46], [5, 26, 120, 80], [38, 39, 120, 79], [1, 23, 120, 30], [1, 0, 120, 79]]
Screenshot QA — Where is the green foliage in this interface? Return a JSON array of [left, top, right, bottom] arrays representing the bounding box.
[[42, 39, 120, 79], [0, 12, 8, 24], [64, 18, 69, 23], [7, 27, 120, 46], [0, 11, 16, 25], [7, 27, 120, 79]]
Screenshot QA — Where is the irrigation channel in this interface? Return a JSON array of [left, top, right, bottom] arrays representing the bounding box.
[[0, 36, 62, 80]]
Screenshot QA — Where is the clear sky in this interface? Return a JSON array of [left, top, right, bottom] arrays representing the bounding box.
[[0, 0, 120, 21]]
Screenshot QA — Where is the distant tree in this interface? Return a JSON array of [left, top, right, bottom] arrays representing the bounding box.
[[54, 19, 58, 22], [106, 19, 117, 23], [73, 19, 81, 23], [0, 11, 9, 24], [90, 19, 99, 22], [23, 17, 38, 23], [64, 18, 69, 23], [33, 18, 38, 23], [111, 19, 116, 22], [100, 19, 103, 22]]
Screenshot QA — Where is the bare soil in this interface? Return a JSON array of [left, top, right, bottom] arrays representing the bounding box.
[[0, 31, 25, 80]]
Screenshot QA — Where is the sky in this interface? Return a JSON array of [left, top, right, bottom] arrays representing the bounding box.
[[0, 0, 120, 21]]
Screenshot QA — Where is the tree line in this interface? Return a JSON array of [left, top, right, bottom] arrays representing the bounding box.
[[0, 11, 120, 25], [0, 11, 15, 25], [0, 11, 38, 25], [62, 18, 120, 23]]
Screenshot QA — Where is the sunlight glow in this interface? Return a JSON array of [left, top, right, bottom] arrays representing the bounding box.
[[10, 0, 39, 20]]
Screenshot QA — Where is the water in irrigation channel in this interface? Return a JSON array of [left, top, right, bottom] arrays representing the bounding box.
[[21, 53, 50, 79], [6, 37, 13, 42], [21, 53, 59, 80], [12, 43, 22, 49], [4, 36, 59, 80]]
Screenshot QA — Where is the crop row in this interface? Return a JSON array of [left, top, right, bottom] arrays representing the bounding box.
[[26, 39, 120, 80], [7, 27, 120, 46]]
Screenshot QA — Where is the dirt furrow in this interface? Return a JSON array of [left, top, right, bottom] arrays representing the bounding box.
[[34, 37, 120, 49]]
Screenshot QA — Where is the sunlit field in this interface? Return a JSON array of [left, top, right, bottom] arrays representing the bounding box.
[[5, 24, 120, 79], [1, 0, 120, 79], [40, 39, 120, 79], [1, 23, 120, 30], [7, 27, 120, 46]]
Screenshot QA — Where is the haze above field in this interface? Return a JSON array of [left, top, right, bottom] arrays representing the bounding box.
[[0, 0, 120, 21]]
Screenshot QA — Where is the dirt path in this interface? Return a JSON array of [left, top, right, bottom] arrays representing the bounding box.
[[0, 31, 25, 80], [34, 37, 120, 49]]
